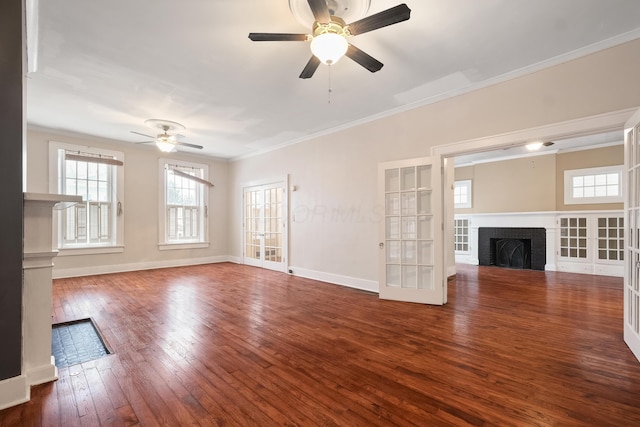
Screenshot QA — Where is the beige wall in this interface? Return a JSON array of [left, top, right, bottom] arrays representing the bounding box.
[[556, 145, 624, 211], [454, 154, 557, 213], [454, 145, 623, 214], [26, 129, 230, 276], [229, 39, 640, 283]]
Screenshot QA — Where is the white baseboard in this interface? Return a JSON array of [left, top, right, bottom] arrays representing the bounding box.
[[0, 374, 29, 411], [52, 255, 233, 279], [447, 265, 457, 278], [557, 261, 624, 277], [290, 266, 378, 293], [27, 357, 58, 386]]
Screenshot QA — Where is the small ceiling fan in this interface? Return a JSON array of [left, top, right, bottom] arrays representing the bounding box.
[[130, 119, 203, 152], [248, 0, 411, 79]]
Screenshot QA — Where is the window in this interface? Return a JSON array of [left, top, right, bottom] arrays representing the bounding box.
[[564, 165, 623, 205], [454, 218, 470, 253], [49, 142, 124, 254], [454, 180, 472, 208], [159, 159, 209, 249]]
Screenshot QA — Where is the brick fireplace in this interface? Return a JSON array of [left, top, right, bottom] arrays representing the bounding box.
[[478, 227, 546, 271]]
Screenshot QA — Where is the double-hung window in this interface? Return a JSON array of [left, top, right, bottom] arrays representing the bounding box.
[[49, 142, 124, 254], [159, 159, 209, 250]]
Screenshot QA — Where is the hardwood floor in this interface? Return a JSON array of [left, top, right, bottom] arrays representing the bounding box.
[[2, 263, 640, 426]]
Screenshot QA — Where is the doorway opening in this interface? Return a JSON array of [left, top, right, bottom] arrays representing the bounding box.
[[436, 110, 632, 278]]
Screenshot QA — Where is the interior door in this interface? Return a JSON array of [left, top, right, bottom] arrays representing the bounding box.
[[378, 156, 445, 304], [243, 182, 287, 272], [624, 108, 640, 362]]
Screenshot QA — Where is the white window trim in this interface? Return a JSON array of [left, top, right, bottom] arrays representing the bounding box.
[[158, 158, 210, 250], [48, 141, 125, 255], [454, 180, 472, 208], [564, 165, 624, 205]]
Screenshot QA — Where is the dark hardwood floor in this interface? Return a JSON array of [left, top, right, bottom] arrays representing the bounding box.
[[2, 263, 640, 426]]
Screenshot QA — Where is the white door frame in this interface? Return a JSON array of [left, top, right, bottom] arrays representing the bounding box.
[[240, 175, 289, 272]]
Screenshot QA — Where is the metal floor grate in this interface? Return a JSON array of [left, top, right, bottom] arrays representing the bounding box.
[[52, 319, 110, 368]]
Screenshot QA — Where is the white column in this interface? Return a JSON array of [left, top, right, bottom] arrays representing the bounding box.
[[22, 193, 81, 386]]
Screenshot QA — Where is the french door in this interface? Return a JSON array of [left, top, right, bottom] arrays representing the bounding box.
[[378, 156, 445, 304], [243, 180, 287, 272], [624, 108, 640, 362]]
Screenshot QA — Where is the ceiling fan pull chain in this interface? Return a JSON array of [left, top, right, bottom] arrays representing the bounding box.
[[328, 64, 332, 104]]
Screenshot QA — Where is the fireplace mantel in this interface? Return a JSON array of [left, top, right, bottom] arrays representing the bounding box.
[[0, 193, 82, 410]]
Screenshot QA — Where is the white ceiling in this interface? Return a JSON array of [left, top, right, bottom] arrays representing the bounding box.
[[26, 0, 640, 160]]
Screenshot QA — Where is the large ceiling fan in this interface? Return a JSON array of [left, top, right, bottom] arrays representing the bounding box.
[[249, 0, 411, 79], [130, 119, 203, 152]]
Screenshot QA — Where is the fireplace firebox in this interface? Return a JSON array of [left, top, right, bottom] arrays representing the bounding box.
[[478, 227, 546, 271]]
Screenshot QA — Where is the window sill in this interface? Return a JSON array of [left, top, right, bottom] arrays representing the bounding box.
[[158, 242, 210, 251], [57, 246, 125, 256]]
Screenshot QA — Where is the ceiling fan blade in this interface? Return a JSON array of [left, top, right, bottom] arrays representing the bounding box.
[[130, 130, 155, 139], [345, 44, 383, 73], [299, 55, 321, 79], [249, 33, 308, 42], [174, 141, 203, 150], [307, 0, 331, 23], [347, 4, 411, 36]]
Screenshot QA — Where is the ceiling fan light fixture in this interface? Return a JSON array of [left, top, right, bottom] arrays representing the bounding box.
[[311, 32, 348, 64], [526, 142, 543, 151], [156, 140, 177, 152]]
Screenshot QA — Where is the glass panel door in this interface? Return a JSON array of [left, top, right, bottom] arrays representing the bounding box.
[[624, 108, 640, 363], [244, 189, 262, 268], [243, 181, 287, 272], [379, 156, 445, 304]]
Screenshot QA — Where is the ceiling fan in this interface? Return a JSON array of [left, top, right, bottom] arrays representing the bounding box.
[[248, 0, 411, 79], [130, 119, 203, 152]]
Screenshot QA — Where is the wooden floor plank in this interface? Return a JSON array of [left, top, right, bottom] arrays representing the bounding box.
[[2, 263, 640, 426]]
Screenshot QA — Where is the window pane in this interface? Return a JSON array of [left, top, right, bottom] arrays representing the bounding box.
[[66, 160, 76, 178], [77, 162, 88, 179], [88, 180, 98, 201], [98, 181, 109, 202], [88, 162, 98, 180], [65, 178, 76, 195]]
